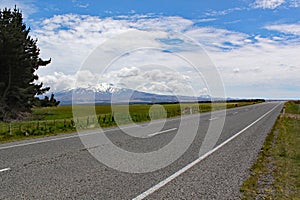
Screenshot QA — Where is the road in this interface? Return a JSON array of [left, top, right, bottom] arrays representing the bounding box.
[[0, 102, 283, 199]]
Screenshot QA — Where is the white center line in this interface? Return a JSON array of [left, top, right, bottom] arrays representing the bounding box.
[[133, 103, 282, 200], [0, 167, 11, 173], [209, 117, 218, 121], [147, 128, 177, 137]]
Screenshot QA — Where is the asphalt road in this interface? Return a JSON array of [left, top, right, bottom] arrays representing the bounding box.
[[0, 102, 283, 199]]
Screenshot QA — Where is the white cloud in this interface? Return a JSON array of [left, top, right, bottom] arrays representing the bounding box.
[[251, 0, 285, 9], [71, 0, 89, 9], [265, 22, 300, 35], [0, 0, 37, 18], [32, 13, 300, 98], [185, 27, 249, 51], [196, 18, 217, 23], [209, 36, 300, 98], [289, 0, 300, 7], [33, 14, 131, 75], [39, 72, 76, 92], [102, 65, 197, 96], [128, 16, 194, 32], [117, 67, 140, 78], [198, 88, 209, 95], [205, 7, 245, 17], [233, 68, 240, 73]]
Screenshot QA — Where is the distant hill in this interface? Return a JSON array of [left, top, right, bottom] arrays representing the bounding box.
[[49, 83, 212, 105]]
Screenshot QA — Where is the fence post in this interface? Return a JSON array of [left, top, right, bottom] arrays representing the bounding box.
[[112, 112, 114, 123], [9, 122, 12, 135], [71, 119, 74, 127]]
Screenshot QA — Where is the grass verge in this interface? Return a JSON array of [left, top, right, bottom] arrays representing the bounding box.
[[241, 101, 300, 199]]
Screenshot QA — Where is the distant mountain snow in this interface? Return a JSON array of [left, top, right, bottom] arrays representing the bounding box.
[[47, 83, 212, 105]]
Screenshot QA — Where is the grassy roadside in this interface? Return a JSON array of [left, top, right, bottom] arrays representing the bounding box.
[[0, 101, 261, 143], [241, 101, 300, 199]]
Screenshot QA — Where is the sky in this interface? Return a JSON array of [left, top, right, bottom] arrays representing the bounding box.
[[0, 0, 300, 99]]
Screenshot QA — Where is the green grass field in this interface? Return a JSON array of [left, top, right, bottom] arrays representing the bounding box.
[[0, 101, 260, 143], [241, 101, 300, 199]]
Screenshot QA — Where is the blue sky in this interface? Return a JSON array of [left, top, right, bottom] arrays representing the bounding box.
[[20, 0, 300, 34], [1, 0, 300, 99]]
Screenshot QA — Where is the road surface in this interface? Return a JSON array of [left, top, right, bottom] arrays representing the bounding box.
[[0, 102, 283, 199]]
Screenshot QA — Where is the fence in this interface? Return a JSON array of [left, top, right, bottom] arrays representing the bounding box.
[[0, 108, 184, 139], [0, 103, 218, 140]]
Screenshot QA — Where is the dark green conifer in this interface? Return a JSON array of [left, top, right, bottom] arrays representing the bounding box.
[[0, 6, 51, 121]]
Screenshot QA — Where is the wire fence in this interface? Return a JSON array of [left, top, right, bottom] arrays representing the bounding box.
[[0, 108, 188, 139], [0, 103, 232, 141]]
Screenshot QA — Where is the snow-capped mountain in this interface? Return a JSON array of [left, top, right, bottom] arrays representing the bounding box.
[[50, 83, 211, 105], [83, 83, 123, 93]]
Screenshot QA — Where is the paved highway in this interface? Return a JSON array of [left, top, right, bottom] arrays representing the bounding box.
[[0, 102, 283, 199]]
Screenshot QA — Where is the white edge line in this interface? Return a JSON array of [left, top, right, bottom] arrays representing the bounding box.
[[0, 167, 11, 172], [147, 128, 177, 137], [132, 103, 282, 200], [0, 134, 79, 150]]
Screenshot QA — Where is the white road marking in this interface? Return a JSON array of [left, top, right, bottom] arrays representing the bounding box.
[[233, 112, 239, 114], [132, 103, 281, 200], [147, 128, 177, 137], [0, 134, 80, 150], [209, 117, 218, 121], [0, 168, 11, 173]]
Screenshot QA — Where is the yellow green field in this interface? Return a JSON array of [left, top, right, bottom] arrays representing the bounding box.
[[0, 101, 261, 142]]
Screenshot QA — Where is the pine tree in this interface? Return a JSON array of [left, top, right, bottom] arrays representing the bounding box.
[[0, 6, 51, 121], [39, 93, 60, 107]]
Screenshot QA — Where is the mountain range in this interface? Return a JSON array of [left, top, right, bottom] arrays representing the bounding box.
[[50, 83, 212, 105]]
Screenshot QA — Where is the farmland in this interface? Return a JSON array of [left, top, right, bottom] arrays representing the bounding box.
[[0, 101, 261, 142]]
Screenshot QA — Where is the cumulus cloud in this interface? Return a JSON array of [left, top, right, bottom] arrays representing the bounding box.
[[40, 68, 198, 96], [33, 14, 131, 75], [107, 67, 195, 96], [198, 87, 209, 95], [39, 72, 76, 92], [251, 0, 285, 9], [117, 67, 140, 78], [39, 70, 102, 91]]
